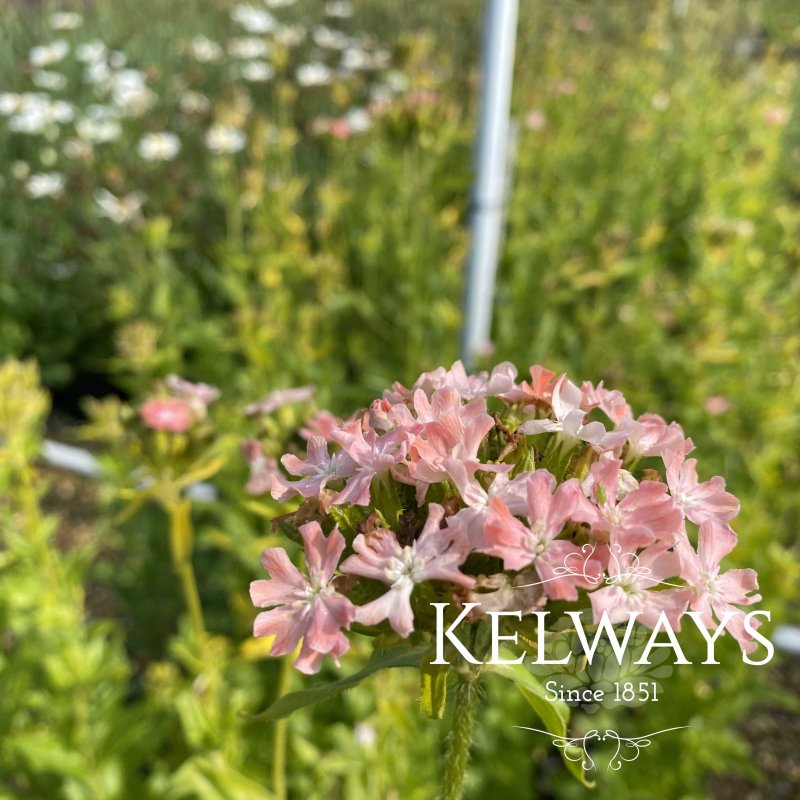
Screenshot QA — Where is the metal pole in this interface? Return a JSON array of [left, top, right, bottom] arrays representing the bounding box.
[[461, 0, 519, 366]]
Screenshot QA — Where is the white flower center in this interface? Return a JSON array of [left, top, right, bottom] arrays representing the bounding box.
[[384, 546, 426, 587]]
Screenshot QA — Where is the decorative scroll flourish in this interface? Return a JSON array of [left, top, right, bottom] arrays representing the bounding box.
[[515, 726, 690, 772], [515, 543, 686, 590]]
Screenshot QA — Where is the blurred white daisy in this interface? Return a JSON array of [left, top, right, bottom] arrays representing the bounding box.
[[188, 35, 223, 63], [62, 138, 93, 159], [8, 95, 74, 134], [296, 62, 333, 87], [0, 92, 21, 116], [25, 172, 65, 198], [204, 124, 247, 154], [228, 37, 272, 59], [312, 26, 349, 50], [84, 60, 111, 85], [50, 12, 83, 30], [341, 46, 370, 71], [94, 188, 146, 224], [109, 70, 155, 116], [274, 25, 306, 47], [76, 41, 107, 63], [231, 5, 276, 35], [241, 61, 275, 82], [32, 71, 68, 91], [178, 91, 211, 114], [29, 40, 70, 68], [325, 1, 354, 19], [76, 113, 122, 143], [345, 107, 371, 133], [138, 132, 181, 161]]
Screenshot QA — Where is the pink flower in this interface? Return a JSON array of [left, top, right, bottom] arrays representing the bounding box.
[[412, 360, 517, 401], [300, 410, 341, 442], [242, 439, 279, 496], [165, 374, 220, 411], [664, 450, 739, 525], [581, 380, 632, 424], [340, 504, 474, 637], [139, 397, 194, 433], [330, 422, 408, 506], [676, 520, 761, 652], [519, 376, 617, 449], [588, 545, 691, 629], [582, 458, 682, 549], [499, 364, 556, 406], [481, 471, 594, 600], [407, 388, 500, 491], [245, 385, 315, 417], [625, 414, 693, 459], [271, 435, 355, 502], [250, 522, 355, 674]]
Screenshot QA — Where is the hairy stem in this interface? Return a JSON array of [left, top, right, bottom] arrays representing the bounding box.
[[439, 672, 480, 800]]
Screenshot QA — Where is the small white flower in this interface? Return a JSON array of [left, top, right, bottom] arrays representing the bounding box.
[[204, 124, 247, 154], [11, 161, 31, 180], [63, 138, 93, 159], [138, 132, 181, 161], [241, 60, 275, 82], [76, 114, 122, 143], [84, 60, 111, 85], [0, 92, 21, 116], [651, 91, 670, 111], [231, 5, 276, 34], [188, 35, 223, 62], [274, 24, 306, 47], [29, 40, 69, 68], [76, 41, 107, 63], [345, 107, 371, 133], [50, 12, 83, 30], [227, 37, 271, 59], [94, 188, 146, 224], [178, 91, 211, 114], [296, 62, 333, 87], [264, 0, 297, 8], [32, 71, 68, 91], [25, 172, 65, 198], [325, 1, 354, 19], [108, 70, 154, 116], [341, 47, 370, 71], [312, 25, 349, 50]]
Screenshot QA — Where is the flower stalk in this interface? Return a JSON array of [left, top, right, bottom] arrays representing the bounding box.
[[439, 671, 480, 800], [167, 497, 206, 640]]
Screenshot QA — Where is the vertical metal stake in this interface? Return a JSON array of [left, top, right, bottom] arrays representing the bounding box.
[[460, 0, 519, 367]]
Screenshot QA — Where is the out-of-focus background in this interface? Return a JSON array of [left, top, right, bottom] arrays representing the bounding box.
[[0, 1, 798, 798]]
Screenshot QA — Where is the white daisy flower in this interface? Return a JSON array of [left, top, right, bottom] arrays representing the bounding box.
[[0, 92, 21, 116], [274, 25, 306, 47], [312, 25, 349, 50], [49, 12, 83, 30], [227, 37, 271, 59], [76, 41, 107, 63], [188, 35, 223, 62], [25, 172, 65, 198], [325, 1, 354, 19], [204, 124, 247, 154], [231, 5, 276, 35], [178, 91, 211, 114], [296, 62, 333, 87], [138, 132, 181, 161], [241, 61, 275, 82], [32, 71, 68, 91], [29, 40, 69, 68], [94, 188, 146, 224]]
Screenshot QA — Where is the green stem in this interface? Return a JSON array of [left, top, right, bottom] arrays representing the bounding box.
[[439, 672, 480, 800], [167, 498, 206, 639], [272, 654, 294, 800]]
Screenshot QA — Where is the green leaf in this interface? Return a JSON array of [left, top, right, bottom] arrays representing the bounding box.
[[420, 660, 449, 719], [486, 652, 595, 788], [247, 644, 431, 723]]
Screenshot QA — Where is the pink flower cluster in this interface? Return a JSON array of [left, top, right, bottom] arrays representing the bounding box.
[[249, 361, 760, 674], [139, 375, 220, 432]]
